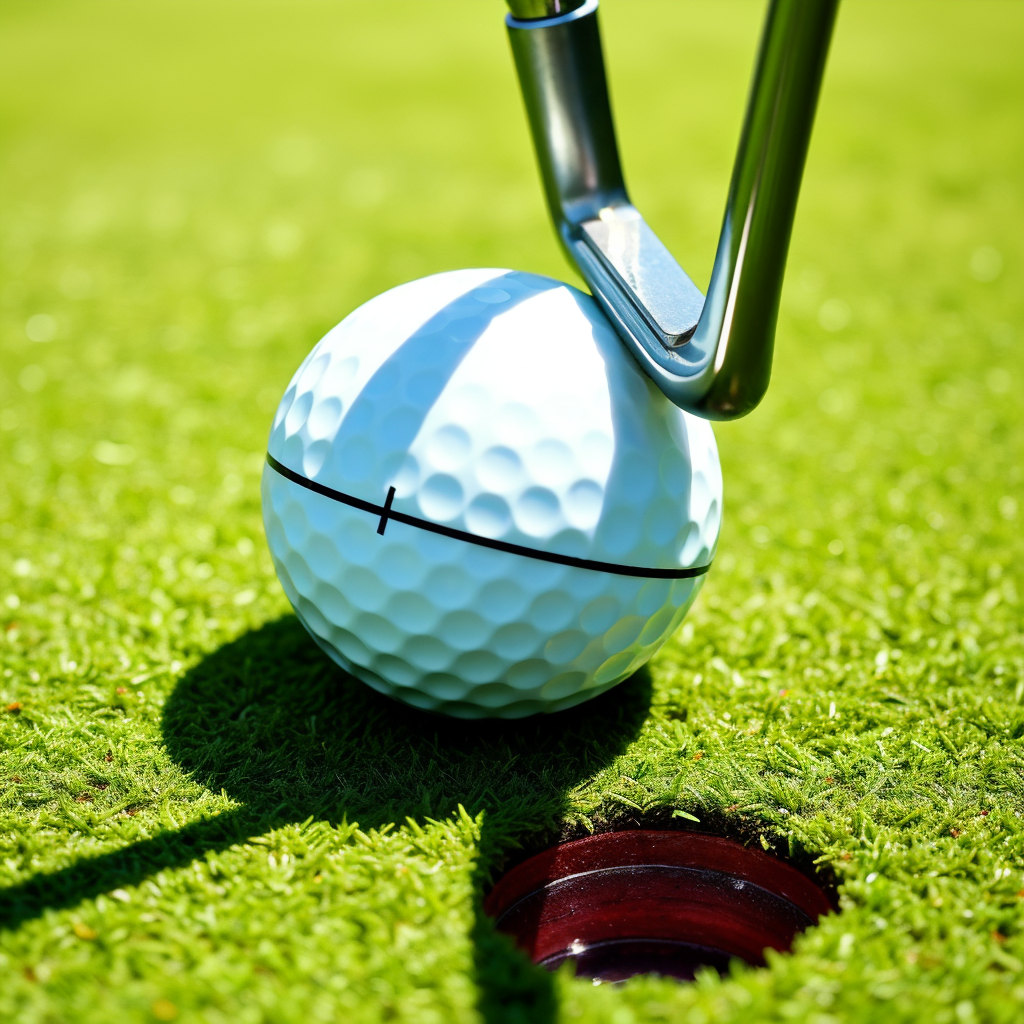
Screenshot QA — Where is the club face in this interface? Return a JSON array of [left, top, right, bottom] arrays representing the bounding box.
[[579, 206, 704, 345]]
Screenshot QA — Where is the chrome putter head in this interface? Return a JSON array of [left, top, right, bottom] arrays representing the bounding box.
[[506, 0, 839, 419]]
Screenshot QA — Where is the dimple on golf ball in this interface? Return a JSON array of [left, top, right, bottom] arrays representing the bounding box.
[[261, 268, 722, 718]]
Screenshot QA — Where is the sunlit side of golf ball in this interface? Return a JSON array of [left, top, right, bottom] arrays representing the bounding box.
[[261, 269, 722, 717]]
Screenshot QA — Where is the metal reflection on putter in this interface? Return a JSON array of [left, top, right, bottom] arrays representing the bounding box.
[[506, 0, 839, 419]]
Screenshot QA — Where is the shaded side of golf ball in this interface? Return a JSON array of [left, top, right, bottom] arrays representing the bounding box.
[[262, 269, 722, 717]]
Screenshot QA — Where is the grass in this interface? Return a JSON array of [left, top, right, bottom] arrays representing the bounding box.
[[0, 1, 1022, 1021]]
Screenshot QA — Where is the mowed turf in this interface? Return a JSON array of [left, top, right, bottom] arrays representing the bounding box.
[[1, 1, 1022, 1021]]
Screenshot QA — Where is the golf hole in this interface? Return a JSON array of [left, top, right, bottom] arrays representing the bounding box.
[[485, 830, 832, 983]]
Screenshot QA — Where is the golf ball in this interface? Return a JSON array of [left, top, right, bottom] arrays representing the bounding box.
[[262, 268, 721, 718]]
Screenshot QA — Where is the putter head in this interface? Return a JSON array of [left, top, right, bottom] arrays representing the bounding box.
[[507, 0, 839, 419]]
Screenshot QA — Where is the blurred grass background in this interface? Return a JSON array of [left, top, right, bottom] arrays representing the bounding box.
[[1, 1, 1022, 1022]]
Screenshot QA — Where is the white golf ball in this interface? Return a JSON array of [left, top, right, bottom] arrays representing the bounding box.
[[262, 269, 722, 718]]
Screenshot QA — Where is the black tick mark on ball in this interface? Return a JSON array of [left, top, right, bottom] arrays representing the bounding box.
[[377, 486, 396, 535]]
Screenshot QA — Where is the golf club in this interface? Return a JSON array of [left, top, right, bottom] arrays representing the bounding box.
[[506, 0, 839, 417]]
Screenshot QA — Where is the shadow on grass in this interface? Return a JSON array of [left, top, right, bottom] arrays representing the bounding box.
[[1, 615, 651, 1023]]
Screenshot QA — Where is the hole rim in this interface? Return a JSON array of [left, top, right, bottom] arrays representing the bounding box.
[[485, 829, 833, 981]]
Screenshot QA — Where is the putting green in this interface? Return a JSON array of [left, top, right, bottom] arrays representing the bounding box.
[[1, 1, 1021, 1022]]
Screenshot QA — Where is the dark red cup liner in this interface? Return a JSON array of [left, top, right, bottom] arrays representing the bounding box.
[[484, 830, 832, 982]]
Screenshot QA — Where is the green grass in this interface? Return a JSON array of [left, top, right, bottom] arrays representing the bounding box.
[[1, 1, 1022, 1021]]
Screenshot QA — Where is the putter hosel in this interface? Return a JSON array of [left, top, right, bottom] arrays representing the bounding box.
[[507, 0, 838, 419]]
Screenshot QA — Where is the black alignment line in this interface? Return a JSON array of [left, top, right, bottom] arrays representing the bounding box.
[[266, 453, 711, 581]]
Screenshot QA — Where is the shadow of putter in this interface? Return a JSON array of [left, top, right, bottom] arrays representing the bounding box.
[[1, 616, 651, 1021]]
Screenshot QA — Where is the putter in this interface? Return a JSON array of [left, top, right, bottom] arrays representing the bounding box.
[[506, 0, 839, 418]]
